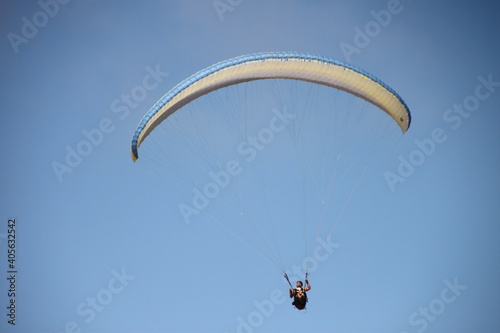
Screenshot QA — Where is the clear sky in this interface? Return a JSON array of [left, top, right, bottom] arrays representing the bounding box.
[[1, 1, 499, 332]]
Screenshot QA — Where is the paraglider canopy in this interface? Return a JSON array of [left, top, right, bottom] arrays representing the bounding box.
[[131, 52, 410, 161]]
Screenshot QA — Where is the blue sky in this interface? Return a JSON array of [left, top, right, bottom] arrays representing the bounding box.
[[1, 1, 499, 332]]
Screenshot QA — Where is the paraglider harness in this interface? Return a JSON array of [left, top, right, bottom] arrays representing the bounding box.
[[285, 272, 309, 310], [291, 287, 308, 310]]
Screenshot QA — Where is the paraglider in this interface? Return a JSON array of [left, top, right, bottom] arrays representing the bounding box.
[[130, 52, 411, 310], [289, 278, 311, 310]]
